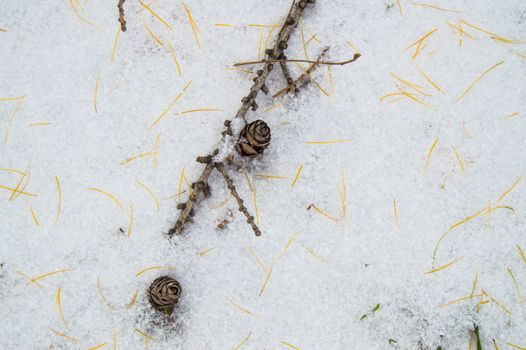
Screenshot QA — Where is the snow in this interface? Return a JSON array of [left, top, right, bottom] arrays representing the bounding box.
[[1, 0, 525, 349]]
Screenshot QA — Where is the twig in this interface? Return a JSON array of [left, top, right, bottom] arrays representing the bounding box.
[[168, 0, 315, 236], [234, 53, 361, 67], [118, 0, 127, 32], [215, 163, 261, 236], [273, 46, 329, 98], [275, 0, 297, 85]]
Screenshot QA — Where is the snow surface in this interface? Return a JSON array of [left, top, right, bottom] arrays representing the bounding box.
[[1, 0, 525, 349]]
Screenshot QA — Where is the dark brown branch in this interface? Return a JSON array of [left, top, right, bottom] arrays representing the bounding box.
[[118, 0, 127, 32], [168, 0, 314, 236], [234, 53, 361, 67], [273, 46, 329, 98], [215, 163, 261, 236]]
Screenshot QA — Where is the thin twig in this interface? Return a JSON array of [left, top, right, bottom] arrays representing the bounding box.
[[168, 0, 314, 236], [273, 46, 329, 98], [118, 0, 127, 32], [215, 163, 261, 236], [234, 53, 361, 67]]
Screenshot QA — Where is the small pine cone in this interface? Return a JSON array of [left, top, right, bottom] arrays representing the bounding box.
[[236, 120, 271, 158], [148, 276, 182, 315]]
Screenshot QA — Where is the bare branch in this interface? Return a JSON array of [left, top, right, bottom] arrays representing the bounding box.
[[118, 0, 127, 32], [234, 53, 361, 67], [215, 163, 261, 236], [168, 0, 314, 236]]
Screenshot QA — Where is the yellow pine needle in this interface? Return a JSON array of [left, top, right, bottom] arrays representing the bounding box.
[[153, 133, 161, 167], [113, 328, 117, 350], [424, 256, 463, 274], [395, 0, 403, 15], [215, 23, 234, 27], [135, 180, 160, 211], [418, 67, 444, 94], [94, 75, 99, 113], [512, 51, 526, 59], [504, 112, 519, 120], [516, 244, 526, 265], [88, 342, 107, 350], [393, 198, 400, 229], [56, 287, 67, 327], [0, 95, 25, 101], [178, 165, 186, 203], [137, 0, 171, 29], [4, 98, 24, 144], [493, 339, 499, 350], [29, 204, 39, 226], [29, 268, 73, 284], [0, 184, 36, 197], [136, 265, 175, 277], [279, 230, 303, 259], [263, 17, 282, 54], [311, 78, 330, 96], [135, 328, 154, 342], [162, 190, 186, 201], [225, 296, 257, 317], [305, 34, 318, 46], [507, 343, 526, 350], [183, 2, 200, 48], [198, 247, 215, 256], [411, 2, 462, 13], [301, 243, 326, 262], [179, 108, 222, 115], [456, 61, 505, 102], [110, 26, 121, 64], [50, 328, 80, 344], [119, 151, 155, 165], [507, 267, 522, 303], [257, 30, 263, 60], [346, 40, 360, 54], [424, 138, 438, 175], [68, 0, 96, 27], [149, 81, 192, 129], [390, 72, 429, 95], [233, 331, 252, 350], [96, 276, 116, 310], [15, 270, 43, 287], [482, 290, 512, 315], [301, 25, 309, 61], [400, 90, 433, 109], [469, 333, 473, 350], [439, 293, 482, 308], [433, 206, 487, 259], [310, 204, 338, 222], [226, 67, 253, 74], [280, 340, 301, 350], [380, 92, 409, 102], [253, 190, 259, 225], [127, 205, 133, 237], [88, 188, 123, 210], [470, 271, 478, 298], [339, 175, 347, 218], [497, 176, 522, 202], [451, 145, 465, 173], [0, 28, 5, 32], [168, 43, 182, 75], [259, 258, 275, 296], [9, 171, 27, 201], [328, 65, 335, 96], [265, 97, 288, 112], [291, 164, 303, 188], [0, 167, 26, 175], [127, 290, 139, 308], [244, 245, 268, 273], [144, 23, 164, 46], [304, 139, 352, 145], [404, 28, 438, 51], [254, 174, 288, 180], [248, 23, 281, 28], [460, 20, 514, 43]]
